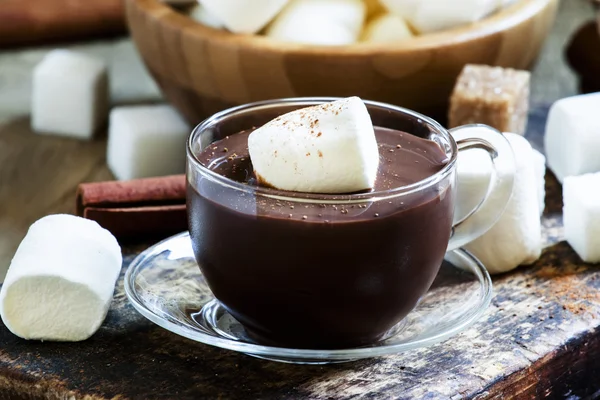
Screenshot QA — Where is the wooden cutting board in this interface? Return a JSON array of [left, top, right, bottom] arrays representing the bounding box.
[[0, 105, 599, 399], [0, 0, 127, 48]]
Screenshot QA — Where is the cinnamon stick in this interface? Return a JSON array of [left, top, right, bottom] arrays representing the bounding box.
[[76, 175, 187, 242], [0, 0, 127, 48]]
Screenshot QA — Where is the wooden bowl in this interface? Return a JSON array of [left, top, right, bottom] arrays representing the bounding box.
[[125, 0, 558, 124]]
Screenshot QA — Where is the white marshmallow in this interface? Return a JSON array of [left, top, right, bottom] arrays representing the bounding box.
[[198, 0, 289, 34], [454, 148, 493, 225], [544, 93, 600, 183], [499, 0, 518, 8], [0, 215, 122, 341], [563, 173, 600, 263], [532, 149, 546, 216], [248, 97, 379, 194], [188, 4, 224, 29], [266, 0, 366, 46], [107, 105, 190, 181], [378, 0, 420, 21], [361, 13, 413, 43], [380, 0, 498, 33], [459, 133, 542, 274], [32, 50, 108, 140]]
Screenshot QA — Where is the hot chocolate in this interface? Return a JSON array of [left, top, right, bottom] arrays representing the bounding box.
[[187, 127, 453, 349]]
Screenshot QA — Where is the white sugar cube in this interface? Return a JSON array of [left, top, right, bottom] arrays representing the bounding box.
[[107, 105, 190, 181], [460, 133, 542, 274], [32, 50, 108, 140], [563, 173, 600, 263], [532, 149, 546, 216], [544, 93, 600, 183]]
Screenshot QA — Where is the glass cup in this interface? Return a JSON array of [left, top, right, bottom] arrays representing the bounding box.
[[186, 98, 515, 350]]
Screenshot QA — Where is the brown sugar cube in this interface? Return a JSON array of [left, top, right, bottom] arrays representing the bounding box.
[[449, 64, 531, 135]]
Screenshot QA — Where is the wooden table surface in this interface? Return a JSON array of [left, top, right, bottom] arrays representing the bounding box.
[[0, 1, 596, 399]]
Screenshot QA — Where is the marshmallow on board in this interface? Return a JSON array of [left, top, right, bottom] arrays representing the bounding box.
[[0, 215, 122, 341], [199, 0, 289, 34], [457, 133, 542, 274], [265, 0, 366, 46], [248, 97, 379, 194]]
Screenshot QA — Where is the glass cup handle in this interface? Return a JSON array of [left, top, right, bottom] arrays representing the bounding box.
[[446, 125, 516, 252]]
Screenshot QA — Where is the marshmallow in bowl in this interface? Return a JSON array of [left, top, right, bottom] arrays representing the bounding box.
[[379, 0, 420, 22], [188, 4, 224, 29], [462, 133, 542, 274], [198, 0, 289, 34], [0, 215, 122, 341], [361, 13, 414, 43], [381, 0, 499, 33], [248, 97, 379, 194], [265, 0, 366, 46]]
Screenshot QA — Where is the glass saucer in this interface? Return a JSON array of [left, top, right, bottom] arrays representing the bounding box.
[[124, 232, 492, 364]]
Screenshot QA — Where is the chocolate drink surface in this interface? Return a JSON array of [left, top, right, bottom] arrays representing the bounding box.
[[188, 127, 453, 349]]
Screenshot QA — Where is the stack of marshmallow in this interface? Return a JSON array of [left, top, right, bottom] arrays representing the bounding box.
[[31, 49, 191, 181], [186, 0, 519, 46], [460, 91, 600, 274], [453, 129, 546, 275]]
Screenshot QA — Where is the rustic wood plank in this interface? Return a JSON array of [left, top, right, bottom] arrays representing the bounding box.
[[0, 118, 113, 276]]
